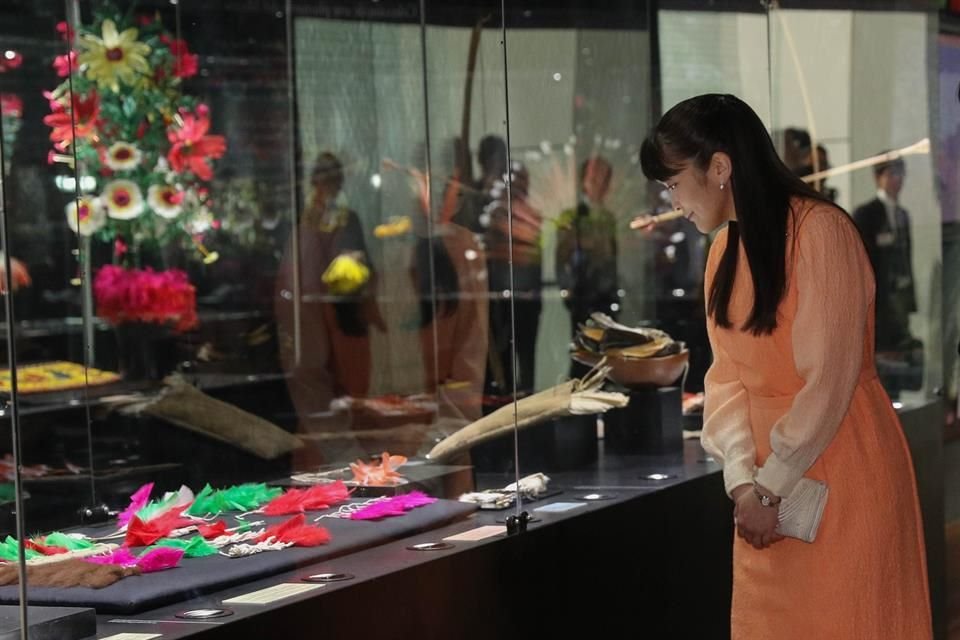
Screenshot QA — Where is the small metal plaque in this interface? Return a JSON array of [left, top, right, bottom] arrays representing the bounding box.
[[406, 541, 454, 551], [175, 608, 233, 620], [302, 572, 354, 583], [577, 492, 616, 501]]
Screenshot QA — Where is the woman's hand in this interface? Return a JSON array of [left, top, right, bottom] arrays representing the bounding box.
[[731, 484, 784, 550]]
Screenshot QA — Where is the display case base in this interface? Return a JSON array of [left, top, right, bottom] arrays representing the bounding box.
[[0, 605, 95, 640]]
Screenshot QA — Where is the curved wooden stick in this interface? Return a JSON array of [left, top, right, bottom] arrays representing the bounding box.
[[801, 138, 929, 184], [629, 209, 685, 230]]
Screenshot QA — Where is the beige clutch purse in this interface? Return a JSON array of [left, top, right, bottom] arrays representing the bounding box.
[[776, 477, 829, 543]]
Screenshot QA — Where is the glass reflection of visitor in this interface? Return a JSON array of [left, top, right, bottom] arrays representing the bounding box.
[[852, 156, 921, 397], [411, 221, 488, 425], [275, 151, 383, 466], [484, 161, 543, 399], [555, 155, 619, 339]]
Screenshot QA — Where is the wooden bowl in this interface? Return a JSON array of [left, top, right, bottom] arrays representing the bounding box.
[[572, 349, 689, 388]]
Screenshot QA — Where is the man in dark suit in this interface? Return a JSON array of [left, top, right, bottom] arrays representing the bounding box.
[[853, 157, 921, 395]]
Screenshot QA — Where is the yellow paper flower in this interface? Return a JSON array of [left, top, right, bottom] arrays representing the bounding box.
[[102, 179, 144, 220], [322, 254, 370, 295], [65, 197, 106, 236], [148, 184, 183, 219], [79, 19, 151, 92], [105, 141, 142, 171]]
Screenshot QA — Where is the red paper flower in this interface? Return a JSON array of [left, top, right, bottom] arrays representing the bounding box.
[[166, 111, 225, 181], [53, 50, 78, 78], [56, 21, 75, 42], [160, 35, 198, 79], [43, 91, 100, 148], [94, 265, 199, 332]]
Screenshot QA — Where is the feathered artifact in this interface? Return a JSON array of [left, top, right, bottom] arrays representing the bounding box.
[[350, 453, 407, 486], [261, 481, 351, 516], [134, 485, 194, 523], [349, 492, 437, 521], [84, 546, 183, 573], [254, 514, 331, 547], [152, 536, 217, 558], [117, 482, 154, 527], [186, 482, 282, 517], [197, 520, 228, 539], [125, 506, 193, 547], [427, 361, 628, 461]]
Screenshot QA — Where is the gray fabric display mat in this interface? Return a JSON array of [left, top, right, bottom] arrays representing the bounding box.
[[0, 499, 476, 613]]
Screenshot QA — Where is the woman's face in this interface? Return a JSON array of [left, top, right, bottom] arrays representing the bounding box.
[[659, 152, 734, 234]]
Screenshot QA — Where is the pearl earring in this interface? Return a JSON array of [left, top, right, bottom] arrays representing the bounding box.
[[720, 183, 725, 191]]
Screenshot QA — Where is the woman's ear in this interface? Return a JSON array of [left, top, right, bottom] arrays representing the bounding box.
[[710, 151, 733, 185]]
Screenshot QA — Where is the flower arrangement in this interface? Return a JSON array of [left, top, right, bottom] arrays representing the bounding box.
[[94, 265, 197, 332], [43, 3, 225, 330]]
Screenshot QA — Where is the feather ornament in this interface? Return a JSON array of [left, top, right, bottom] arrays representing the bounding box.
[[117, 482, 154, 527], [84, 546, 184, 573], [197, 520, 228, 539], [124, 506, 192, 547], [254, 514, 331, 547], [261, 481, 350, 516], [43, 532, 95, 551], [186, 483, 282, 516], [135, 546, 184, 572], [349, 491, 437, 521], [152, 536, 217, 558]]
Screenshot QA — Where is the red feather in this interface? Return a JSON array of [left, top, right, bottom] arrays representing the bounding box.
[[255, 514, 331, 547], [302, 481, 350, 510], [197, 520, 228, 539], [125, 506, 191, 547], [262, 489, 308, 516]]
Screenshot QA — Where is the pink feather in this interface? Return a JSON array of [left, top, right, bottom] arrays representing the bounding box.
[[117, 482, 154, 527], [349, 492, 437, 521], [136, 547, 184, 573], [84, 548, 138, 567]]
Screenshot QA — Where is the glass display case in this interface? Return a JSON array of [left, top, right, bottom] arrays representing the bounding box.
[[0, 0, 949, 637]]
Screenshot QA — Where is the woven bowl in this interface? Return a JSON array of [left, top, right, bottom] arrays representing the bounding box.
[[572, 349, 689, 388]]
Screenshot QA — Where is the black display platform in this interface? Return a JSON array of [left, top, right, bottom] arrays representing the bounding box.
[[0, 605, 95, 640], [0, 499, 475, 614]]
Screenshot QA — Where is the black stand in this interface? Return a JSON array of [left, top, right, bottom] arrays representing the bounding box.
[[603, 386, 682, 454]]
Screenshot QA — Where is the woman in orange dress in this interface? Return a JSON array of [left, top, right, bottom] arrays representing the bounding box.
[[641, 94, 932, 638]]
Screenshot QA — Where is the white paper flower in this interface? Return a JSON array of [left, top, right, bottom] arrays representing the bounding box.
[[65, 197, 106, 236], [102, 179, 144, 220], [104, 141, 142, 171], [148, 184, 184, 219]]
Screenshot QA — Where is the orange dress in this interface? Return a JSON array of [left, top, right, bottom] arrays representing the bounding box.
[[701, 200, 932, 639]]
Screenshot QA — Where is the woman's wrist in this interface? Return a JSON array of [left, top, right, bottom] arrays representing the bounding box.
[[752, 482, 781, 507]]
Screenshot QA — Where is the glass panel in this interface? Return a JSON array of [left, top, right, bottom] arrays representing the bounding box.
[[769, 4, 942, 405], [768, 3, 944, 634], [0, 0, 88, 625], [501, 2, 658, 492]]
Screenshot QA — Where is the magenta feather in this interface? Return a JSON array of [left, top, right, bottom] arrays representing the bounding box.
[[117, 482, 154, 527], [84, 548, 138, 567], [136, 547, 184, 573], [349, 492, 437, 521]]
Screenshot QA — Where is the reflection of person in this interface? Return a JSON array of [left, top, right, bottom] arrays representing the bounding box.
[[852, 157, 917, 353], [411, 223, 488, 423], [641, 94, 931, 638], [453, 135, 507, 234], [275, 151, 382, 465], [777, 128, 837, 201], [555, 155, 619, 334], [484, 162, 542, 398]]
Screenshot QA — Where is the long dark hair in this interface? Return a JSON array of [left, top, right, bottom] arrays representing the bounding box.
[[640, 94, 832, 335]]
